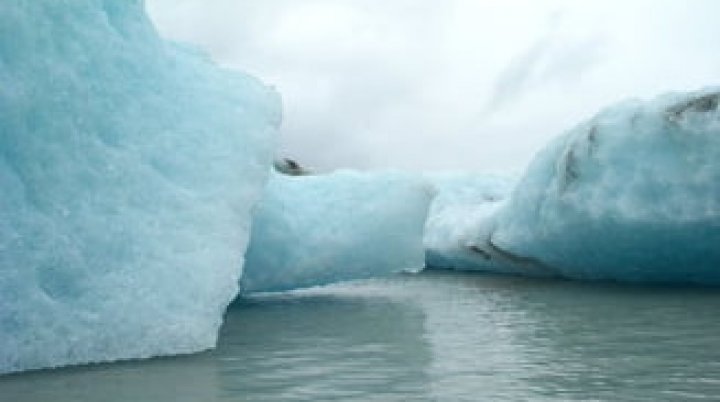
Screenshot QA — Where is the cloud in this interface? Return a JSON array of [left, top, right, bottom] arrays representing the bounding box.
[[486, 14, 606, 113], [147, 0, 720, 172]]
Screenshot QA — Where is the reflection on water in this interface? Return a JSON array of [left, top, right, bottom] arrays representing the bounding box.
[[2, 271, 720, 401], [416, 273, 720, 401], [216, 294, 432, 401], [0, 352, 219, 402]]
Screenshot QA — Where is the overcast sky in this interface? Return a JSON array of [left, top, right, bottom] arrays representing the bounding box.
[[147, 0, 720, 173]]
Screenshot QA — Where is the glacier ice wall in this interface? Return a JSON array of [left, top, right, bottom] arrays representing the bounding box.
[[432, 89, 720, 284], [0, 0, 280, 374], [423, 173, 516, 271], [241, 172, 434, 293]]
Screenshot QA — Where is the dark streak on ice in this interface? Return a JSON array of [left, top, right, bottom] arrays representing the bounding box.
[[466, 232, 554, 274], [666, 92, 720, 123]]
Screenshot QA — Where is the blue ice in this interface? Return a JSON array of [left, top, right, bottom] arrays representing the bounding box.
[[426, 89, 720, 284], [3, 0, 719, 379], [0, 0, 280, 374], [241, 171, 434, 293]]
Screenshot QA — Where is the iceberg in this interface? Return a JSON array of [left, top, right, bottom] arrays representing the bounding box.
[[493, 89, 720, 283], [423, 173, 516, 271], [428, 89, 720, 284], [0, 0, 280, 374], [241, 172, 434, 293]]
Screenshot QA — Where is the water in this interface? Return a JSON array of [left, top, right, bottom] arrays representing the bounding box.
[[2, 271, 720, 401]]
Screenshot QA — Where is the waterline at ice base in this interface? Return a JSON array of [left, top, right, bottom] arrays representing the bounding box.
[[426, 89, 720, 285]]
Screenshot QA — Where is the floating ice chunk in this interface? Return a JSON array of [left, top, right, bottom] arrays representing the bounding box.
[[0, 0, 280, 374], [241, 172, 434, 293], [423, 173, 516, 271], [487, 89, 720, 283], [423, 89, 720, 284]]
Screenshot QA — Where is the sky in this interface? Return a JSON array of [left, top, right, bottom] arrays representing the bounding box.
[[147, 0, 720, 173]]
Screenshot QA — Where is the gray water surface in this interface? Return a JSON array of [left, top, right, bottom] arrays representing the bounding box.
[[2, 271, 720, 401]]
